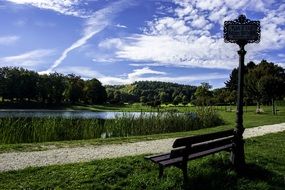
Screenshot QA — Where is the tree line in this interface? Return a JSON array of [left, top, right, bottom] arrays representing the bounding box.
[[218, 60, 285, 113], [0, 67, 107, 105], [0, 60, 284, 110], [106, 81, 197, 106]]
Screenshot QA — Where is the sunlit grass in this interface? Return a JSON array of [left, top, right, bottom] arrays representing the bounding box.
[[0, 132, 284, 190]]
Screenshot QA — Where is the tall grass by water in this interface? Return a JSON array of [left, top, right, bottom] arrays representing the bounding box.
[[0, 107, 224, 144]]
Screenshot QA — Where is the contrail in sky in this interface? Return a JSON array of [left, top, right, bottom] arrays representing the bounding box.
[[42, 0, 133, 74]]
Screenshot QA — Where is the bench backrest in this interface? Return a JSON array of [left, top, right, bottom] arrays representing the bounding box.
[[170, 129, 234, 158]]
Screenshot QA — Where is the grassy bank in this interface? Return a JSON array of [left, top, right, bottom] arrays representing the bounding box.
[[0, 106, 284, 153], [0, 132, 284, 189], [0, 108, 223, 144]]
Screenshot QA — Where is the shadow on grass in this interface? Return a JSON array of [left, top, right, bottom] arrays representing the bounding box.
[[87, 156, 285, 190], [185, 158, 285, 190]]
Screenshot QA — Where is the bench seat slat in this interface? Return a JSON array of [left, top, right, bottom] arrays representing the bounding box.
[[159, 143, 233, 167], [149, 154, 171, 163], [145, 152, 170, 160]]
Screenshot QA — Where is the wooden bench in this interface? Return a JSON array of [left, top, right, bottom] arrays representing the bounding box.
[[145, 129, 235, 184]]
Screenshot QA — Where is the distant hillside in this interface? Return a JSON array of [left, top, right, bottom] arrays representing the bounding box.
[[105, 81, 197, 104]]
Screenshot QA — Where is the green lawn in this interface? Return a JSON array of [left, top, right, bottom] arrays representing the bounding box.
[[0, 105, 284, 153], [0, 132, 284, 190], [71, 103, 284, 113]]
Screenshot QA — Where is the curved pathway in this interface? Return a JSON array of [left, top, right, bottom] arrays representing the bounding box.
[[1, 123, 285, 172]]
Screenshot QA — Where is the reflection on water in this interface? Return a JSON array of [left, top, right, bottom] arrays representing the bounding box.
[[0, 110, 155, 119]]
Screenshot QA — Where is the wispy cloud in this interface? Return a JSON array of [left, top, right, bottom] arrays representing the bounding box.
[[42, 0, 133, 74], [6, 0, 88, 18], [0, 35, 20, 45], [0, 49, 54, 68], [127, 67, 166, 79]]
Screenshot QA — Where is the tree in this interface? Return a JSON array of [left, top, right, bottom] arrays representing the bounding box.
[[0, 67, 10, 101], [213, 88, 228, 105], [245, 60, 285, 114], [225, 62, 256, 92], [113, 91, 122, 104], [85, 79, 107, 104], [225, 68, 238, 92], [65, 74, 84, 103], [173, 95, 182, 105], [38, 74, 50, 103], [140, 96, 147, 104], [182, 95, 189, 105], [19, 69, 39, 102], [159, 92, 170, 104], [49, 73, 66, 104], [193, 83, 213, 106]]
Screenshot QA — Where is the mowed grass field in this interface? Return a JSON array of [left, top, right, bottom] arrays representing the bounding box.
[[0, 131, 284, 190]]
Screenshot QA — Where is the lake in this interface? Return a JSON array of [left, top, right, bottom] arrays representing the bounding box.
[[0, 110, 155, 119]]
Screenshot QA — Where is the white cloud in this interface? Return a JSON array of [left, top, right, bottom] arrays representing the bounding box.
[[98, 38, 123, 49], [191, 16, 209, 29], [127, 67, 166, 79], [0, 35, 20, 45], [6, 0, 88, 18], [101, 71, 228, 86], [55, 66, 104, 79], [277, 62, 285, 68], [115, 34, 238, 69], [278, 54, 285, 58], [107, 0, 285, 70], [54, 66, 228, 86], [92, 57, 121, 63], [115, 24, 127, 28], [0, 49, 54, 68]]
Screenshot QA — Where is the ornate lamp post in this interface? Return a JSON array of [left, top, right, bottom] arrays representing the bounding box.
[[224, 15, 261, 171]]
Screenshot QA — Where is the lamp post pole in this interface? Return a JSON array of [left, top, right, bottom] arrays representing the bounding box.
[[231, 41, 246, 170], [224, 15, 260, 172]]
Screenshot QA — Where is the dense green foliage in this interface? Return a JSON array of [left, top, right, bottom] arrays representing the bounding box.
[[245, 60, 285, 113], [0, 108, 223, 144], [0, 67, 107, 105], [0, 132, 284, 189], [225, 60, 285, 113], [106, 81, 196, 105], [192, 82, 213, 106]]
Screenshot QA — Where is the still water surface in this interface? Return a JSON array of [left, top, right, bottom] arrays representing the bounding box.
[[0, 110, 153, 119]]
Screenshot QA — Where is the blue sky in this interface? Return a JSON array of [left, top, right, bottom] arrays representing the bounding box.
[[0, 0, 284, 88]]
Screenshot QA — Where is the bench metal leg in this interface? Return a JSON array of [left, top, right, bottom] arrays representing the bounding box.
[[182, 163, 188, 186], [159, 165, 164, 178], [176, 162, 188, 186]]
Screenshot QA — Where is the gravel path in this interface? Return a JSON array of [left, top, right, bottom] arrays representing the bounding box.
[[1, 123, 285, 172]]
